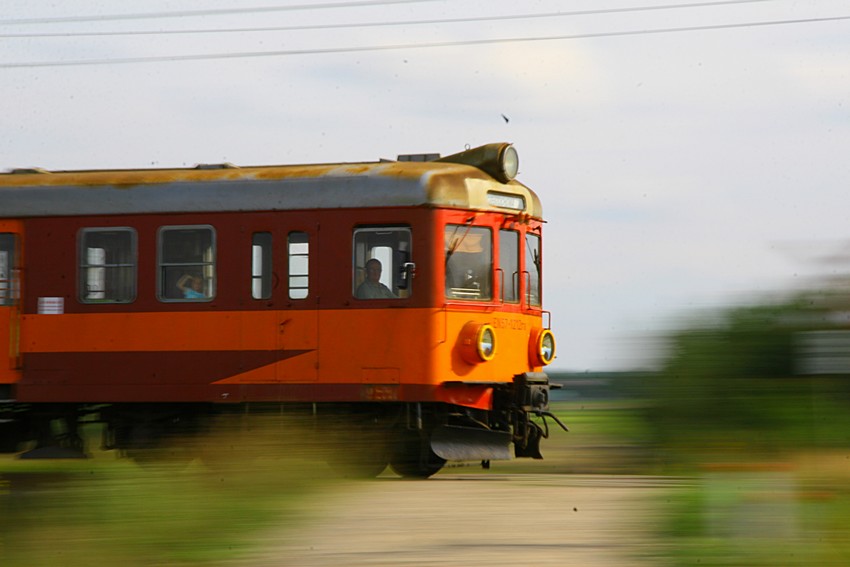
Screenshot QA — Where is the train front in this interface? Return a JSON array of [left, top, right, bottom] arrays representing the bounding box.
[[389, 143, 567, 476]]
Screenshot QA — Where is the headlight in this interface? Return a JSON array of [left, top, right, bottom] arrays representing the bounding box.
[[499, 144, 519, 182], [436, 143, 519, 184], [477, 325, 496, 361], [459, 322, 497, 364], [529, 328, 556, 366]]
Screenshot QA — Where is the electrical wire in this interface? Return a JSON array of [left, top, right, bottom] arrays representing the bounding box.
[[0, 0, 444, 26], [1, 0, 781, 38], [2, 14, 848, 69]]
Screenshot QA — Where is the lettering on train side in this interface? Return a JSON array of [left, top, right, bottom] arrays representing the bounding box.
[[491, 317, 527, 331]]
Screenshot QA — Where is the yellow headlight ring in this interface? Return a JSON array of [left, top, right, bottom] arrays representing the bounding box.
[[459, 321, 497, 364], [476, 324, 497, 362], [530, 328, 556, 366]]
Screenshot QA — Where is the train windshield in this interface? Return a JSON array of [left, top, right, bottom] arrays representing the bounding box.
[[445, 225, 493, 301], [499, 229, 520, 303], [352, 227, 412, 299], [525, 232, 541, 306]]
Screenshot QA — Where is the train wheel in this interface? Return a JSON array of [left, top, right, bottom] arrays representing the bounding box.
[[123, 424, 193, 468], [327, 448, 388, 479], [389, 428, 446, 479], [0, 421, 24, 453], [325, 415, 389, 478]]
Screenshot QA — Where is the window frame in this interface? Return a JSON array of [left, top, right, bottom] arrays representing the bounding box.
[[498, 228, 520, 304], [0, 233, 19, 307], [444, 224, 493, 302], [77, 227, 138, 304], [157, 224, 216, 303], [524, 231, 542, 307], [251, 232, 273, 300], [352, 225, 412, 300], [287, 231, 310, 300]]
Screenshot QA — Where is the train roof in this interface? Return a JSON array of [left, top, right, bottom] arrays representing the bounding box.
[[0, 143, 543, 220]]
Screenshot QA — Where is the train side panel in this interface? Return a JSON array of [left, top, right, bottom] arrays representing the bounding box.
[[0, 220, 22, 388], [12, 208, 441, 402], [14, 205, 546, 403]]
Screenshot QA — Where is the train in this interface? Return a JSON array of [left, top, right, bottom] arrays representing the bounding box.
[[0, 142, 565, 478]]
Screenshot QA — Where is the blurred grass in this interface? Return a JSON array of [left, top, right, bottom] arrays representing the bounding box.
[[660, 463, 850, 566], [638, 292, 850, 565], [0, 421, 347, 567]]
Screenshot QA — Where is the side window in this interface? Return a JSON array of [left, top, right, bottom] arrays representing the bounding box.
[[499, 229, 520, 303], [158, 225, 215, 301], [525, 232, 542, 307], [288, 231, 309, 300], [79, 228, 137, 303], [352, 227, 412, 300], [445, 225, 492, 301], [252, 232, 273, 300], [0, 233, 18, 307]]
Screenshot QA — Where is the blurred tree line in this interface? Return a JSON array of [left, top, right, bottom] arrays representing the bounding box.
[[643, 288, 850, 463]]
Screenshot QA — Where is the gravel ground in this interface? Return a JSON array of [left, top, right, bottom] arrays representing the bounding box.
[[233, 473, 674, 567]]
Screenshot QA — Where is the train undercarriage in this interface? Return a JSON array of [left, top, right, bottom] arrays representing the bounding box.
[[0, 375, 567, 478]]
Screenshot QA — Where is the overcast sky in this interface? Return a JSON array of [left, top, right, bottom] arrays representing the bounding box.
[[3, 0, 849, 371]]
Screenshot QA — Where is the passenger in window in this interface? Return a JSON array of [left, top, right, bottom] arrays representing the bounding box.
[[355, 259, 395, 299], [177, 274, 205, 299]]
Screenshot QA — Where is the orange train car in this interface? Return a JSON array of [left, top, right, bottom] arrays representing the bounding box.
[[0, 142, 564, 477]]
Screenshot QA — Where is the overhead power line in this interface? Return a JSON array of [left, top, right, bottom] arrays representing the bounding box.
[[1, 0, 780, 38], [0, 0, 443, 26], [2, 14, 849, 69]]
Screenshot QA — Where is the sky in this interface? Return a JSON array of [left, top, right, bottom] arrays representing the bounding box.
[[2, 0, 849, 371]]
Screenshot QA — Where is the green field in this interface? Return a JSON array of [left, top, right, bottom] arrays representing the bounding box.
[[660, 455, 850, 566]]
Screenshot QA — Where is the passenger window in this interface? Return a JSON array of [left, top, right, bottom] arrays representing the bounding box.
[[352, 227, 412, 300], [525, 232, 542, 307], [499, 229, 520, 303], [445, 225, 492, 301], [158, 226, 215, 301], [79, 228, 137, 303], [0, 233, 18, 306], [288, 231, 309, 300], [252, 232, 273, 300]]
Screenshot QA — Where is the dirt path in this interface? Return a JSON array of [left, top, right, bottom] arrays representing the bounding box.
[[236, 474, 672, 567]]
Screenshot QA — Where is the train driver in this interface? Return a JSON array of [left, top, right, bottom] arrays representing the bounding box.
[[355, 258, 395, 299]]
